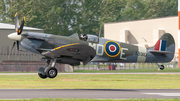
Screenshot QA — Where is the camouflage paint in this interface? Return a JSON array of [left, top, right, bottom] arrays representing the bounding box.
[[19, 32, 175, 65]]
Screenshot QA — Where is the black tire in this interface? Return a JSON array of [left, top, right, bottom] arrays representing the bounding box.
[[160, 65, 165, 70], [38, 67, 47, 79], [38, 73, 47, 79], [45, 67, 58, 78]]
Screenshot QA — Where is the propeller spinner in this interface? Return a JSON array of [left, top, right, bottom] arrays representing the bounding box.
[[7, 13, 25, 53]]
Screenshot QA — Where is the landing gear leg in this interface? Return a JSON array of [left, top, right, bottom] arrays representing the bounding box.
[[156, 63, 165, 70], [38, 59, 51, 79], [45, 58, 58, 78]]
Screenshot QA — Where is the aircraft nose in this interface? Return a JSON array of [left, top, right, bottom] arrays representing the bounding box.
[[7, 32, 22, 41], [7, 33, 14, 40]]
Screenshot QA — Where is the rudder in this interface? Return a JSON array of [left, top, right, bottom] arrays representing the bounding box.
[[154, 33, 175, 53]]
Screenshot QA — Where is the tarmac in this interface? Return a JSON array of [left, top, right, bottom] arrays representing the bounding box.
[[0, 89, 180, 99]]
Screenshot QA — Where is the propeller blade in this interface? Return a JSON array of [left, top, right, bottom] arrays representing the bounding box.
[[11, 42, 16, 52], [17, 17, 25, 35], [15, 13, 19, 32], [17, 41, 19, 54]]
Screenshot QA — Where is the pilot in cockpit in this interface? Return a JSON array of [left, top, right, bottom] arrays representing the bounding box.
[[80, 34, 88, 41]]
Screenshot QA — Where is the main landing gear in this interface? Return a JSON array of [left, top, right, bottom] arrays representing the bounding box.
[[156, 63, 165, 70], [38, 58, 58, 79]]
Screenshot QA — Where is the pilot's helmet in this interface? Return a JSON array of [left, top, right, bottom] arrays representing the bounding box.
[[80, 34, 87, 41], [81, 34, 86, 38]]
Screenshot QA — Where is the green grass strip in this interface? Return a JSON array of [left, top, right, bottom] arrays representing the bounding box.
[[0, 74, 180, 89]]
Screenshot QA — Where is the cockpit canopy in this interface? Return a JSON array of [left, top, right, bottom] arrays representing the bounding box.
[[87, 34, 99, 43], [69, 33, 99, 43]]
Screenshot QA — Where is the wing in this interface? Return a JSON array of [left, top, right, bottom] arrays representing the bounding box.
[[42, 43, 96, 65]]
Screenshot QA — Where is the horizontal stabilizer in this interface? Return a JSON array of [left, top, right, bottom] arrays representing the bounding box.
[[148, 50, 173, 54]]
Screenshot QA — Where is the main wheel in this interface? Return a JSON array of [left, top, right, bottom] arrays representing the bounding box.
[[38, 67, 47, 79], [45, 67, 58, 78], [160, 65, 165, 70], [38, 73, 47, 79]]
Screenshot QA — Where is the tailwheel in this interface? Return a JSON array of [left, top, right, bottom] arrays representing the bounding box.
[[156, 63, 165, 70], [38, 67, 47, 79], [45, 67, 58, 78], [160, 65, 165, 70]]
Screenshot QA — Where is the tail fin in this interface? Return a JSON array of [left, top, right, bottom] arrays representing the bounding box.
[[149, 33, 175, 54], [154, 39, 167, 51]]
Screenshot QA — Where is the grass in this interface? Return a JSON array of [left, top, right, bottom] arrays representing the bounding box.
[[73, 68, 180, 73], [1, 98, 180, 101], [0, 74, 180, 89]]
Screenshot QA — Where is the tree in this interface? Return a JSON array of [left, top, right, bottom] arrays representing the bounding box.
[[0, 0, 178, 36], [144, 0, 178, 19], [78, 0, 103, 35], [3, 0, 82, 36], [0, 0, 6, 22], [121, 0, 146, 21]]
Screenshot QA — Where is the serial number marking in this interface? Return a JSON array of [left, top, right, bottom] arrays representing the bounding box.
[[136, 52, 147, 57]]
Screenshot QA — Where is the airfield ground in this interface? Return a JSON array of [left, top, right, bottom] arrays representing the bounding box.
[[1, 98, 180, 101], [0, 72, 180, 89], [1, 68, 180, 100]]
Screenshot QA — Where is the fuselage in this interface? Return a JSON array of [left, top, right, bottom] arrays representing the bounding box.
[[17, 32, 174, 64]]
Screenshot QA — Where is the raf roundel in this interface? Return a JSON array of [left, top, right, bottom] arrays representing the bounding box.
[[109, 45, 116, 52], [104, 41, 121, 57]]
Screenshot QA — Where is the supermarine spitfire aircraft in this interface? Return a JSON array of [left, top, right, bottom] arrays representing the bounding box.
[[7, 13, 175, 79]]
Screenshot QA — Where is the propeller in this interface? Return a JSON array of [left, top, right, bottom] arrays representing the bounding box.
[[10, 13, 25, 53], [15, 13, 25, 35], [11, 41, 19, 53]]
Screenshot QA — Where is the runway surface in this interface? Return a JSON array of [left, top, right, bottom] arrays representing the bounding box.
[[1, 89, 180, 99]]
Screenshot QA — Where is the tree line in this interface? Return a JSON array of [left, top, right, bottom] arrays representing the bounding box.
[[0, 0, 178, 36]]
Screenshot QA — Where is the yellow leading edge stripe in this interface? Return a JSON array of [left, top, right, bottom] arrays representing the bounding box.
[[14, 13, 25, 21], [54, 43, 78, 50], [15, 13, 18, 17]]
